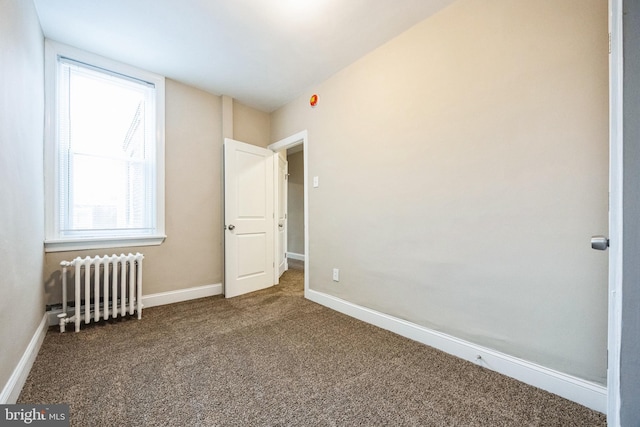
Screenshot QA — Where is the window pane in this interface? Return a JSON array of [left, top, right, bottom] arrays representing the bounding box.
[[70, 154, 149, 231], [58, 59, 155, 236], [68, 68, 147, 158]]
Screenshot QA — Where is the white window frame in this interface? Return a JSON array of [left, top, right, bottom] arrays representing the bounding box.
[[44, 40, 166, 252]]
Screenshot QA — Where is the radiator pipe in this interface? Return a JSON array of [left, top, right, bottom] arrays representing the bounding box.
[[57, 313, 67, 333]]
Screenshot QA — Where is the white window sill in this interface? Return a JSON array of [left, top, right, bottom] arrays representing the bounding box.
[[44, 235, 166, 253]]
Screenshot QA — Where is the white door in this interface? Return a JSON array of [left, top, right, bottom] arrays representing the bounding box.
[[224, 138, 274, 298], [277, 154, 288, 277]]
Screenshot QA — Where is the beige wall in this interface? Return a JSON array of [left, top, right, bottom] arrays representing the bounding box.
[[271, 0, 609, 383], [45, 79, 224, 302], [287, 150, 304, 255], [233, 101, 271, 147], [0, 0, 45, 396]]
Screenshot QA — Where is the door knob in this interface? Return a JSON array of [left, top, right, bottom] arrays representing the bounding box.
[[227, 224, 235, 231], [591, 235, 609, 251]]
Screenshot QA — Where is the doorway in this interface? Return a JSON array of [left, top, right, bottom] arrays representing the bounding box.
[[223, 131, 309, 299], [284, 144, 305, 270], [269, 131, 309, 296]]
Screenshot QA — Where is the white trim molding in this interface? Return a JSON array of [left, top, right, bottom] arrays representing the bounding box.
[[606, 0, 623, 424], [44, 235, 166, 253], [142, 283, 222, 308], [307, 289, 607, 413], [47, 283, 223, 326], [286, 252, 306, 261], [0, 314, 48, 404], [268, 130, 308, 152]]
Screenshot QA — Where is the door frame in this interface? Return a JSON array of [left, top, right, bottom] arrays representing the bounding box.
[[268, 130, 309, 296], [607, 0, 623, 425], [275, 151, 288, 279]]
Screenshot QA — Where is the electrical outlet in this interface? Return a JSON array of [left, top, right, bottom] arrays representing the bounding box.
[[332, 268, 339, 282]]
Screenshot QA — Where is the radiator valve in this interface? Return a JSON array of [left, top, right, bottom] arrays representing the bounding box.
[[57, 313, 68, 333]]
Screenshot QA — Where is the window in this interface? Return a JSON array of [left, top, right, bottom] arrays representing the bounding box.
[[45, 41, 165, 252]]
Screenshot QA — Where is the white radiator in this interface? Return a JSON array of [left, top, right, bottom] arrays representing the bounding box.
[[58, 253, 144, 332]]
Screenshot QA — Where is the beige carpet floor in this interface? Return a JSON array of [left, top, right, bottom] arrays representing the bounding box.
[[19, 268, 606, 426]]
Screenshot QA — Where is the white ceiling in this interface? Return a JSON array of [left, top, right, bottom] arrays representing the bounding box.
[[33, 0, 456, 112]]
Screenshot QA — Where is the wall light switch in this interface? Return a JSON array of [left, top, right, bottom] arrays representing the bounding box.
[[332, 268, 339, 282], [313, 176, 319, 188]]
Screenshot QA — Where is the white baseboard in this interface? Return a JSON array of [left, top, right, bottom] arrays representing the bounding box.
[[306, 289, 607, 413], [47, 283, 223, 326], [287, 252, 305, 261], [142, 283, 222, 308], [0, 313, 48, 404]]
